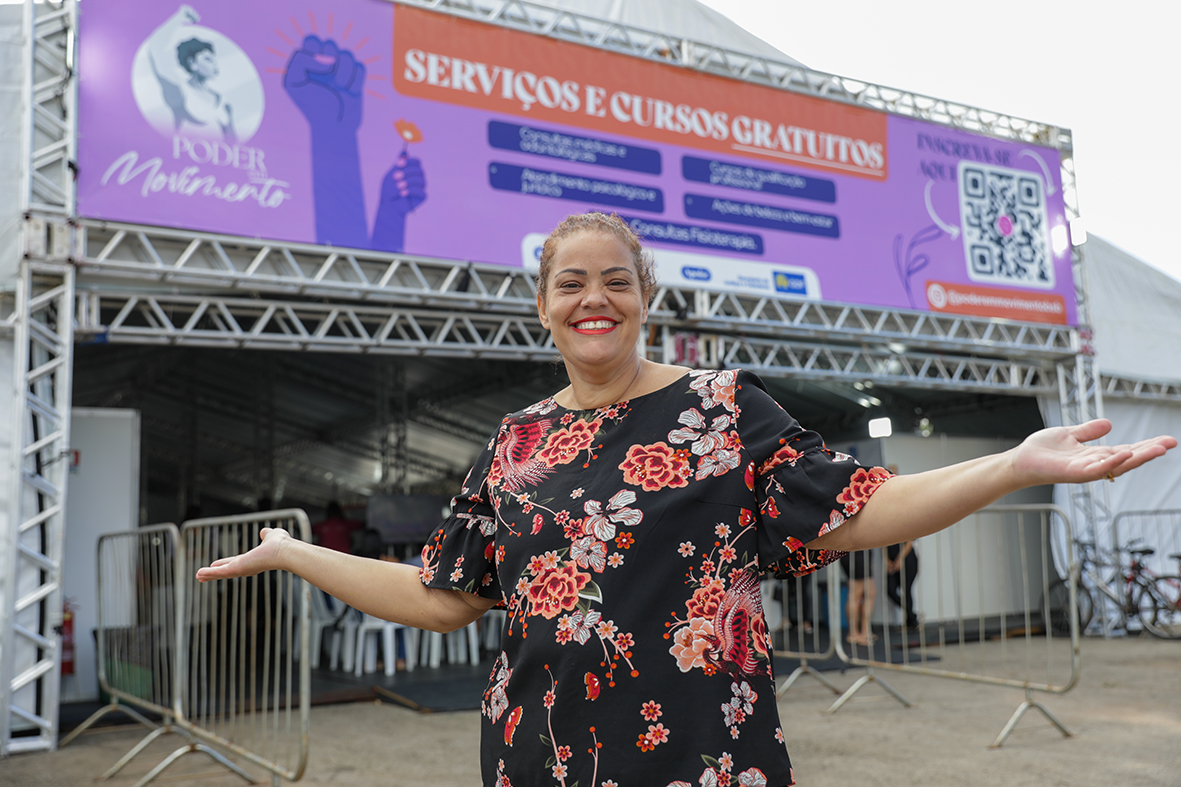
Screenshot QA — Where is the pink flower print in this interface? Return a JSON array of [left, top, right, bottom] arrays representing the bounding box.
[[689, 369, 738, 412], [719, 545, 737, 563], [607, 552, 624, 568], [595, 619, 618, 640], [719, 752, 733, 772], [552, 763, 568, 779], [556, 745, 572, 762], [645, 723, 669, 745], [615, 632, 634, 651], [774, 727, 784, 744], [669, 617, 715, 672], [641, 700, 662, 721], [544, 690, 555, 708], [571, 487, 584, 499], [678, 541, 695, 557], [715, 523, 731, 538]]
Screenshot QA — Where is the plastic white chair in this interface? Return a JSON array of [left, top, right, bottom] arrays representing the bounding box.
[[420, 621, 480, 668], [307, 590, 359, 670], [354, 613, 418, 677], [481, 609, 506, 652]]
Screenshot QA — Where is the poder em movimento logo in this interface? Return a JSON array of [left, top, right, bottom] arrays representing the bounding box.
[[102, 5, 290, 210], [130, 5, 264, 144]]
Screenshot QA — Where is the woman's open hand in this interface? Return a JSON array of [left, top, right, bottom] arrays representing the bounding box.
[[196, 527, 292, 582], [1012, 419, 1176, 486]]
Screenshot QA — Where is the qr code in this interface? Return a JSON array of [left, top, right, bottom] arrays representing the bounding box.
[[958, 162, 1053, 289]]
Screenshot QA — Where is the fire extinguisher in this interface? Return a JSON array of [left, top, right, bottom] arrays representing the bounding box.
[[60, 598, 75, 676]]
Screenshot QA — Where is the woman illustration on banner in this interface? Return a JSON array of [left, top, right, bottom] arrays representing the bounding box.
[[283, 35, 426, 253], [145, 5, 237, 142]]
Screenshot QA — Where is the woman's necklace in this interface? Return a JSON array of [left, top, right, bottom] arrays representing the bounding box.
[[570, 362, 645, 411]]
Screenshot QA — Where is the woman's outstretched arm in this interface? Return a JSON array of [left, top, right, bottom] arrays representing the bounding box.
[[808, 419, 1176, 552], [195, 528, 496, 632]]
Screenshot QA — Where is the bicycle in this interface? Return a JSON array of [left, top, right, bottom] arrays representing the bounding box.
[[1042, 540, 1181, 640]]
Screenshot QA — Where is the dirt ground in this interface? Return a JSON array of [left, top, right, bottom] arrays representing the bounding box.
[[3, 635, 1178, 787]]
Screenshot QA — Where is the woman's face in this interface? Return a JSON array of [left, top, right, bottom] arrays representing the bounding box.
[[191, 50, 219, 81], [537, 230, 648, 374]]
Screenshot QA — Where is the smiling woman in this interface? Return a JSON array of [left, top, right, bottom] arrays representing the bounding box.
[[535, 215, 669, 409], [196, 210, 1175, 787]]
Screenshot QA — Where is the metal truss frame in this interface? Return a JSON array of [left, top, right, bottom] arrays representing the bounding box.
[[1, 262, 76, 756], [1100, 373, 1181, 402], [75, 222, 1077, 361], [2, 0, 76, 756], [398, 0, 1064, 147], [717, 335, 1058, 395]]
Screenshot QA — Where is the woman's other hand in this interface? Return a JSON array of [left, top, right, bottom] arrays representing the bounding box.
[[1012, 419, 1176, 486], [196, 527, 291, 582]]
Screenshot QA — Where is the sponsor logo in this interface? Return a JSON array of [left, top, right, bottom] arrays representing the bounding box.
[[773, 271, 806, 295], [681, 266, 711, 281]]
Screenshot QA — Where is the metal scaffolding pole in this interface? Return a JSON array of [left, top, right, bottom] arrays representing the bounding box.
[[2, 0, 77, 756]]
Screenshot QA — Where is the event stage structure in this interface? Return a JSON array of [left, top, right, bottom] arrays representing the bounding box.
[[4, 0, 1178, 758]]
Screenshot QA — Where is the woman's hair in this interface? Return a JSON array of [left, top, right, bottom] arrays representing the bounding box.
[[177, 38, 215, 73], [536, 212, 657, 303]]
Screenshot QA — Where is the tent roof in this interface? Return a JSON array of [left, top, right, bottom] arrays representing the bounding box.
[[1082, 235, 1181, 382], [537, 0, 804, 66]]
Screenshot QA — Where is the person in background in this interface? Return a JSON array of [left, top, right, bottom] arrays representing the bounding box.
[[886, 539, 920, 629], [841, 548, 876, 646], [311, 501, 363, 554], [197, 212, 1175, 787]]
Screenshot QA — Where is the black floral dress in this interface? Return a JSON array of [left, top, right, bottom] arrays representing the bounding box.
[[421, 369, 891, 787]]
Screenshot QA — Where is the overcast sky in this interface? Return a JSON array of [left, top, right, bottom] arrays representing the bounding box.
[[698, 0, 1181, 283]]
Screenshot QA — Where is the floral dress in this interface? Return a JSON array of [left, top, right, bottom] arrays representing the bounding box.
[[421, 369, 891, 787]]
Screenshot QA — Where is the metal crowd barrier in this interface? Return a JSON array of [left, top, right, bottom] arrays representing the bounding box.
[[775, 505, 1081, 748], [178, 510, 311, 786], [61, 523, 255, 785], [769, 572, 842, 697], [1110, 510, 1181, 577], [66, 511, 311, 786]]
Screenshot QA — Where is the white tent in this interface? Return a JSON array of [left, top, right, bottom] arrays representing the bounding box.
[[1065, 236, 1181, 518], [543, 0, 803, 66]]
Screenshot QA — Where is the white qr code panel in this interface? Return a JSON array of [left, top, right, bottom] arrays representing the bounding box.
[[957, 161, 1054, 289]]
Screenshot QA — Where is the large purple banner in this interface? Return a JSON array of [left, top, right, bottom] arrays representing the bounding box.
[[76, 0, 1076, 324]]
